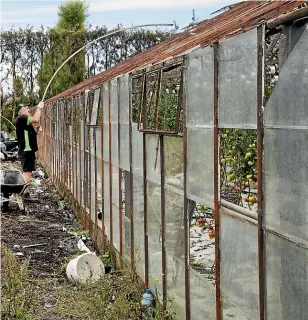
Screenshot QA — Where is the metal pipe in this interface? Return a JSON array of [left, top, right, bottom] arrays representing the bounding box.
[[182, 56, 191, 320], [213, 42, 222, 320], [267, 6, 308, 28], [41, 24, 173, 104], [0, 115, 16, 129], [257, 24, 265, 320], [220, 199, 257, 221]]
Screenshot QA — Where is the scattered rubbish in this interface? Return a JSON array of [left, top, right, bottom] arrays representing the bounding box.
[[58, 201, 64, 211], [45, 205, 50, 209], [32, 179, 41, 186], [98, 210, 102, 220], [66, 253, 105, 283], [77, 239, 91, 253], [22, 243, 47, 249], [44, 303, 53, 309], [141, 288, 154, 319], [13, 244, 21, 249], [14, 252, 24, 256], [141, 289, 153, 307]]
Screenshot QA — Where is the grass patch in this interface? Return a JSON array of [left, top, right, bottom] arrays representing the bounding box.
[[1, 245, 37, 319]]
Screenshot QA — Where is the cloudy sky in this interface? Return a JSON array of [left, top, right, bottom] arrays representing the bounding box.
[[1, 0, 238, 30]]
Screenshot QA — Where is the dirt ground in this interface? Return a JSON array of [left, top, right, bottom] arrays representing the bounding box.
[[1, 161, 96, 319]]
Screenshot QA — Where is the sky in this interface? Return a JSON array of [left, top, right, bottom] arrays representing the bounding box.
[[0, 0, 238, 31]]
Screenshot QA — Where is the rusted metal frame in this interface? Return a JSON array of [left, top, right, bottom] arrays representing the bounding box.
[[138, 129, 182, 135], [160, 134, 167, 312], [213, 42, 222, 320], [84, 96, 89, 225], [153, 69, 163, 131], [267, 6, 308, 29], [257, 24, 265, 320], [88, 97, 92, 216], [175, 61, 185, 133], [132, 61, 183, 79], [128, 76, 135, 268], [56, 101, 60, 186], [137, 74, 146, 130], [108, 81, 113, 245], [143, 132, 149, 287], [182, 56, 191, 320], [117, 78, 123, 257], [94, 127, 98, 231], [79, 96, 83, 207], [142, 74, 148, 130], [100, 86, 105, 243], [75, 96, 79, 208]]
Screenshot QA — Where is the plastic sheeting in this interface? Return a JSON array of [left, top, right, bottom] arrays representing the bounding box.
[[219, 28, 258, 129], [220, 212, 259, 319]]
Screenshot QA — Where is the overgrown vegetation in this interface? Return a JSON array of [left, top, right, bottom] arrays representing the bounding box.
[[1, 245, 37, 319]]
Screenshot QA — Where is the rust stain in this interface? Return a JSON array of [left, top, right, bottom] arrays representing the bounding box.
[[46, 1, 304, 102]]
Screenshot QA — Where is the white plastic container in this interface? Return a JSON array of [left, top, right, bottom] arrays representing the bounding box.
[[66, 253, 105, 283]]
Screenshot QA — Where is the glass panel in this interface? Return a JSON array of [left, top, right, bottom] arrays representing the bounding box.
[[77, 146, 81, 203], [187, 127, 214, 206], [112, 165, 119, 206], [146, 134, 161, 185], [80, 121, 85, 179], [69, 125, 73, 191], [120, 123, 130, 171], [265, 26, 308, 127], [219, 28, 258, 129], [265, 232, 308, 320], [119, 76, 130, 171], [165, 190, 185, 319], [90, 88, 100, 125], [103, 83, 109, 161], [123, 216, 131, 264], [132, 123, 143, 177], [264, 129, 308, 241], [110, 80, 118, 123], [104, 161, 110, 240], [112, 204, 120, 251], [96, 129, 102, 159], [164, 137, 183, 194], [90, 129, 96, 222], [119, 75, 129, 124], [220, 212, 259, 319], [147, 181, 162, 295], [103, 121, 109, 162], [133, 175, 145, 280], [111, 123, 118, 166], [97, 157, 102, 213], [187, 46, 214, 127], [190, 268, 216, 320]]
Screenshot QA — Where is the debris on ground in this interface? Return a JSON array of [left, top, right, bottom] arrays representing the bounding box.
[[0, 162, 147, 319]]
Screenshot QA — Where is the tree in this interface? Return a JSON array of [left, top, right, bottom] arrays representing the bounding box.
[[38, 1, 88, 98]]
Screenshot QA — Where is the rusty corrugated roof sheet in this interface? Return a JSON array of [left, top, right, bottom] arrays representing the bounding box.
[[46, 1, 304, 102]]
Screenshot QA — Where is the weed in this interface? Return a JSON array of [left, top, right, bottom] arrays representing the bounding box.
[[1, 245, 37, 319]]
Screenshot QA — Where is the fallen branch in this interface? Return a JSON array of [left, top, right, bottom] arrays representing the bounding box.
[[22, 243, 47, 249]]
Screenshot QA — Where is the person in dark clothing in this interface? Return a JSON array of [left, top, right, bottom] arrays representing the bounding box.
[[15, 102, 44, 195]]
